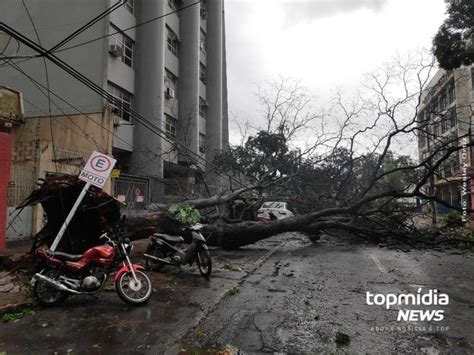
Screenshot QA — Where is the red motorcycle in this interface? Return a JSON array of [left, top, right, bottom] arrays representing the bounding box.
[[33, 234, 153, 306]]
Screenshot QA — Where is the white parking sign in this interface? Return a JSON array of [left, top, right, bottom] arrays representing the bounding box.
[[51, 151, 117, 251], [79, 151, 117, 189]]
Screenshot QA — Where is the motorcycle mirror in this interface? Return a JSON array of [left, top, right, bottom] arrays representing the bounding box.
[[99, 233, 108, 239]]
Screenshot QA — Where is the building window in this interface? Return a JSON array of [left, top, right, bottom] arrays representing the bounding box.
[[124, 0, 134, 14], [166, 26, 179, 57], [448, 108, 457, 128], [441, 117, 447, 133], [110, 24, 134, 67], [165, 114, 177, 139], [199, 97, 207, 118], [199, 62, 206, 84], [164, 69, 178, 98], [447, 83, 455, 103], [108, 82, 133, 122], [439, 94, 447, 112], [200, 29, 206, 55], [433, 121, 439, 137], [419, 132, 426, 148], [199, 133, 206, 153]]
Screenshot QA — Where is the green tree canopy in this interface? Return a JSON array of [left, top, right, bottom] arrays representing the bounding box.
[[432, 0, 474, 70]]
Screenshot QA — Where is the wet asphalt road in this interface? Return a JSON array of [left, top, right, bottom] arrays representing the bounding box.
[[0, 233, 473, 354]]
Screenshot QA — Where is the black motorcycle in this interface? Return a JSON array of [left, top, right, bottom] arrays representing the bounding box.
[[143, 223, 212, 278]]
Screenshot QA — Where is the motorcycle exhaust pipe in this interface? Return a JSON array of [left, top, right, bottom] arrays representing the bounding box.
[[34, 273, 81, 294], [143, 253, 172, 265]]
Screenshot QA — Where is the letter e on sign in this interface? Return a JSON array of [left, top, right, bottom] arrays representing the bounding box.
[[79, 151, 117, 189]]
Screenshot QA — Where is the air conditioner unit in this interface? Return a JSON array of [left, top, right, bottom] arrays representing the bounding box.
[[165, 87, 175, 99], [109, 44, 123, 57]]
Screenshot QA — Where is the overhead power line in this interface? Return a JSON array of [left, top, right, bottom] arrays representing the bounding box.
[[9, 61, 216, 187], [0, 1, 201, 68], [54, 1, 202, 54], [20, 0, 72, 241], [9, 61, 109, 152], [1, 22, 247, 189], [2, 0, 125, 63], [46, 0, 125, 54]]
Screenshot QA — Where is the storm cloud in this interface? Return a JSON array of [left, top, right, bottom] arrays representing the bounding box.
[[283, 0, 389, 23]]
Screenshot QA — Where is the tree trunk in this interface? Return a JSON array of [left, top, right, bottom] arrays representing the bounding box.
[[122, 210, 320, 249]]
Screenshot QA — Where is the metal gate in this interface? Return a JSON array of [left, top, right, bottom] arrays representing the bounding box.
[[7, 163, 36, 240], [8, 163, 35, 207], [113, 174, 150, 210]]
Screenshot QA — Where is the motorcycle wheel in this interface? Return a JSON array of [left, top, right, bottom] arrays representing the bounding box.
[[115, 270, 153, 305], [144, 244, 166, 271], [196, 249, 212, 278], [34, 269, 68, 307]]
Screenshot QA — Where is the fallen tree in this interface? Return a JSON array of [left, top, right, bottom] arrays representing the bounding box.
[[19, 175, 121, 254], [15, 55, 474, 253]]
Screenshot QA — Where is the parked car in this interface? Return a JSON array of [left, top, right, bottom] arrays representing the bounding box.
[[256, 201, 294, 221]]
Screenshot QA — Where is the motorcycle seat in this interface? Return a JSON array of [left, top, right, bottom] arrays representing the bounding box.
[[47, 250, 83, 262], [152, 233, 184, 243]]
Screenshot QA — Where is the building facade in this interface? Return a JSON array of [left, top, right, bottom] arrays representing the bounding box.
[[0, 0, 229, 239], [417, 64, 474, 219]]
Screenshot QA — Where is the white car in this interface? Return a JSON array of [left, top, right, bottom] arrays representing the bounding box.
[[256, 201, 294, 221]]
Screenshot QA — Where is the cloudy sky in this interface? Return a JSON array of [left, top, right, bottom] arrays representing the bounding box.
[[224, 0, 447, 144]]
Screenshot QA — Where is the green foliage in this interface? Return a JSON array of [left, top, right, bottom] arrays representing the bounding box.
[[2, 308, 35, 323], [433, 0, 474, 70], [335, 331, 351, 347], [195, 328, 206, 339], [229, 285, 240, 295], [168, 204, 201, 225], [443, 210, 463, 227], [214, 131, 303, 185], [215, 128, 418, 219]]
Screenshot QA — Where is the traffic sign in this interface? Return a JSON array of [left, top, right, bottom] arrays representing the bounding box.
[[79, 151, 116, 189], [51, 151, 116, 251]]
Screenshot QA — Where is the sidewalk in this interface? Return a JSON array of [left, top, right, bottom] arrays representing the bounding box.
[[0, 240, 35, 315]]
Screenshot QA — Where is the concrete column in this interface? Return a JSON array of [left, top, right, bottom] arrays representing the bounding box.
[[206, 0, 223, 161], [221, 5, 229, 149], [132, 0, 166, 200], [178, 0, 200, 157]]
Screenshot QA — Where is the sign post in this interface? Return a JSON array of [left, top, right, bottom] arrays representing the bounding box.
[[49, 151, 116, 252]]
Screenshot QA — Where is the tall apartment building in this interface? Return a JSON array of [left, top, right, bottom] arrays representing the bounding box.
[[417, 64, 474, 216], [0, 0, 228, 239]]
